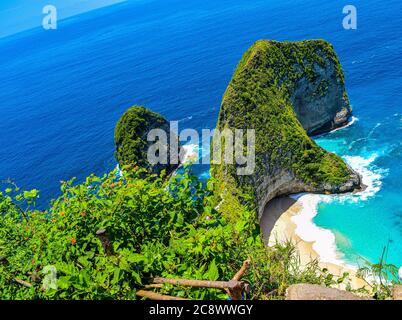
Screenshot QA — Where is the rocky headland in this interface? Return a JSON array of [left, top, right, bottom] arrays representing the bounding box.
[[213, 39, 362, 219]]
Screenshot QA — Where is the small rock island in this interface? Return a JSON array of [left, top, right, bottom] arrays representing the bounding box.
[[115, 106, 179, 175]]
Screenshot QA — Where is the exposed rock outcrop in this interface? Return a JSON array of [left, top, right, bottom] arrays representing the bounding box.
[[286, 284, 372, 300], [392, 285, 402, 300], [289, 50, 352, 135], [212, 40, 361, 218]]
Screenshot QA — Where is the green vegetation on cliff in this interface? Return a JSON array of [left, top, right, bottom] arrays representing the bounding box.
[[115, 106, 177, 174], [115, 106, 166, 167], [214, 40, 358, 215]]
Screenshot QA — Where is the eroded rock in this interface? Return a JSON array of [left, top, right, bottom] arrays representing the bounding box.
[[286, 284, 372, 300]]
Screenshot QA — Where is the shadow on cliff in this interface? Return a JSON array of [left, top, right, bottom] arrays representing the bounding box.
[[259, 196, 297, 245]]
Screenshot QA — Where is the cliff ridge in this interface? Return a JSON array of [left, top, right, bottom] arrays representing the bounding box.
[[213, 39, 361, 218]]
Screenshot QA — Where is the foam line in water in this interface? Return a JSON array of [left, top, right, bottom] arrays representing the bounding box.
[[290, 153, 385, 267], [342, 154, 386, 202], [330, 116, 359, 134], [313, 116, 359, 139], [290, 193, 345, 265], [115, 164, 123, 177], [180, 143, 200, 164]]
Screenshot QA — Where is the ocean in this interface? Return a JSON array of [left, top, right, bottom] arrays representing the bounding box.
[[0, 0, 401, 268]]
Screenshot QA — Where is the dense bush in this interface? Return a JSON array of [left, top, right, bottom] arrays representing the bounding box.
[[0, 166, 338, 300]]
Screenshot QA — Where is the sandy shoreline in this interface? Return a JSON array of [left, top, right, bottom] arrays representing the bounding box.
[[260, 195, 368, 291]]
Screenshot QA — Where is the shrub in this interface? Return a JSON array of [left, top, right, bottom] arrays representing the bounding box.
[[0, 166, 338, 300]]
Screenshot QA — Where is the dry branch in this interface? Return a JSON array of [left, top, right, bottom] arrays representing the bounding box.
[[14, 278, 33, 288], [145, 258, 252, 300], [233, 258, 251, 281], [144, 283, 163, 289], [136, 290, 188, 300], [153, 278, 243, 290]]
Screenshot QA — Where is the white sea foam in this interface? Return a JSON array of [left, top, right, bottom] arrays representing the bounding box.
[[290, 152, 386, 267], [180, 143, 199, 164], [343, 154, 386, 202], [330, 116, 359, 134], [178, 115, 193, 122], [115, 164, 123, 177], [291, 193, 345, 265], [313, 117, 359, 139]]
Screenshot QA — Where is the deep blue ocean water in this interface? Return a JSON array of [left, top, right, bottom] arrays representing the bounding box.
[[0, 0, 401, 267]]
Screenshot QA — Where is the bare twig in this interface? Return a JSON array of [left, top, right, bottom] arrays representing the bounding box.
[[153, 278, 243, 290], [144, 284, 163, 289], [14, 278, 33, 288], [136, 290, 188, 300], [146, 258, 252, 300], [233, 258, 251, 281], [225, 258, 251, 299]]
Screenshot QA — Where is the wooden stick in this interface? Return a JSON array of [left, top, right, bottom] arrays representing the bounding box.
[[147, 258, 252, 300], [228, 258, 251, 300], [136, 290, 188, 300], [14, 278, 33, 288], [153, 277, 242, 290], [232, 258, 251, 281], [225, 258, 252, 298], [144, 283, 163, 289]]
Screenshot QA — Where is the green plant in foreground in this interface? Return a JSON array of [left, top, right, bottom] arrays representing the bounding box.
[[0, 165, 344, 300], [357, 246, 401, 300]]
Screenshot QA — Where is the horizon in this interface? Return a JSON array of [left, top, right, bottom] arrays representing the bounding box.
[[0, 0, 128, 39]]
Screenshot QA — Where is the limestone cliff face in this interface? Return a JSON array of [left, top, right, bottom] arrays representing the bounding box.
[[289, 49, 351, 135], [212, 40, 361, 219], [254, 164, 360, 219]]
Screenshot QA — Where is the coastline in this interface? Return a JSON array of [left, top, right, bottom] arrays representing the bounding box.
[[311, 116, 359, 139], [260, 195, 368, 291], [258, 115, 386, 292]]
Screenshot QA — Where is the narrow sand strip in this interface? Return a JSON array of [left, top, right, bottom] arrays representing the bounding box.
[[260, 196, 368, 291]]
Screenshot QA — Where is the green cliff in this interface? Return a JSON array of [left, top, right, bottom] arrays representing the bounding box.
[[213, 40, 361, 218], [115, 106, 178, 175]]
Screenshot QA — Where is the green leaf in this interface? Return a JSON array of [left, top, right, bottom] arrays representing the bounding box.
[[57, 276, 71, 290], [206, 259, 219, 281], [112, 268, 122, 285], [131, 271, 142, 285], [23, 189, 39, 199]]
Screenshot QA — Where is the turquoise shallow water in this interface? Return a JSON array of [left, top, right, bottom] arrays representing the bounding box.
[[315, 114, 402, 267], [0, 0, 401, 268]]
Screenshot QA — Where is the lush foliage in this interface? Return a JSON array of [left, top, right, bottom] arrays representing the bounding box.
[[0, 167, 340, 300]]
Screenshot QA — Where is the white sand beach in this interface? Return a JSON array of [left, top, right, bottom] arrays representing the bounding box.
[[260, 195, 368, 291]]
